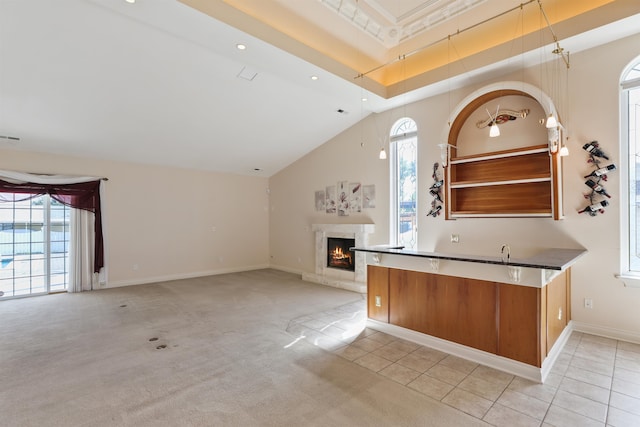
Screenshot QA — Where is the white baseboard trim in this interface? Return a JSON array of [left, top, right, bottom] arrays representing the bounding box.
[[269, 265, 366, 293], [105, 264, 271, 289], [367, 319, 571, 384], [571, 320, 640, 345], [301, 272, 366, 293], [269, 264, 304, 276], [540, 321, 574, 381]]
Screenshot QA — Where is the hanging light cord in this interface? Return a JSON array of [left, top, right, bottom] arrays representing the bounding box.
[[537, 0, 570, 69]]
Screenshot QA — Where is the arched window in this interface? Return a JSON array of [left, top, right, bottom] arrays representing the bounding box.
[[390, 118, 417, 249], [621, 57, 640, 276]]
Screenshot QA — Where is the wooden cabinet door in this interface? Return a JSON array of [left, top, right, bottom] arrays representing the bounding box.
[[367, 265, 389, 323], [498, 283, 542, 366], [546, 271, 568, 352], [440, 275, 498, 354], [388, 270, 497, 353], [389, 269, 424, 331]]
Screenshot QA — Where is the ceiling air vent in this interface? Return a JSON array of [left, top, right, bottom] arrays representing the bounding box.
[[237, 66, 258, 81]]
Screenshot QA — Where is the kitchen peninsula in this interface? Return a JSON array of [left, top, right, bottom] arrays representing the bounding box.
[[352, 246, 586, 383]]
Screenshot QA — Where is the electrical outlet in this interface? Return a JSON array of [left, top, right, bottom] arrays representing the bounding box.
[[451, 234, 460, 243], [584, 298, 593, 309]]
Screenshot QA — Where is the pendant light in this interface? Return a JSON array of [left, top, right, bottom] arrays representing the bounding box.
[[486, 105, 500, 138], [489, 122, 500, 137]]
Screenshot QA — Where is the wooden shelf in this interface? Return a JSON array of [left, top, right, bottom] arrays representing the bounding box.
[[444, 88, 563, 220], [450, 176, 550, 188], [447, 145, 559, 218], [450, 145, 549, 164]]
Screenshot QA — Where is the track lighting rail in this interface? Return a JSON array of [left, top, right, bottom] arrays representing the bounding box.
[[355, 0, 569, 80]]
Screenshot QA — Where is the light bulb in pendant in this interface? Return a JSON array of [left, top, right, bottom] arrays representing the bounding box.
[[489, 123, 500, 137], [559, 146, 569, 156], [379, 148, 387, 160], [546, 113, 558, 129]]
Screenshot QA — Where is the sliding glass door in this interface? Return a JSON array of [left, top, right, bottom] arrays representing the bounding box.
[[0, 193, 70, 298]]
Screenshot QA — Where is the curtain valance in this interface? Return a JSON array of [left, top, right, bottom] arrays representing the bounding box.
[[0, 170, 105, 273]]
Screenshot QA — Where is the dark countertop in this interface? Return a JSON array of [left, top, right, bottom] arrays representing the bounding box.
[[351, 247, 587, 271]]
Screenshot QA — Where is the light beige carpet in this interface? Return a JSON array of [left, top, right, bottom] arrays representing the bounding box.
[[0, 269, 485, 426]]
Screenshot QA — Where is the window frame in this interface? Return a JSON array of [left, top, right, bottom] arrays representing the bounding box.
[[0, 194, 70, 299], [389, 117, 418, 249], [620, 58, 640, 279]]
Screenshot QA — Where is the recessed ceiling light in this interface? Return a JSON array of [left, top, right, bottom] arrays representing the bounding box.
[[361, 97, 368, 102], [253, 168, 262, 172], [310, 75, 319, 80], [236, 44, 246, 50], [125, 0, 135, 3]]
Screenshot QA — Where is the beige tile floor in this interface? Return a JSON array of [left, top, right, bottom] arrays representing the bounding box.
[[286, 299, 640, 427]]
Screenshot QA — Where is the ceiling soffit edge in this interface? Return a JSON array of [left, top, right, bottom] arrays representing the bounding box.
[[179, 0, 387, 97], [180, 0, 639, 101], [371, 0, 638, 96]]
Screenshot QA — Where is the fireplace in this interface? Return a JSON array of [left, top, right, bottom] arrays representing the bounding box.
[[302, 223, 374, 293], [327, 237, 355, 271]]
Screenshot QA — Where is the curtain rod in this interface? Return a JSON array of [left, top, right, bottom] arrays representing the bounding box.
[[355, 0, 567, 79]]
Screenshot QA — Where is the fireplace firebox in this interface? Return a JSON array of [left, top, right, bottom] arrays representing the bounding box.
[[327, 237, 355, 271]]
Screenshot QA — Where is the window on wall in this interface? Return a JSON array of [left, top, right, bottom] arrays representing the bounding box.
[[622, 58, 640, 276], [390, 118, 417, 250], [0, 194, 70, 298]]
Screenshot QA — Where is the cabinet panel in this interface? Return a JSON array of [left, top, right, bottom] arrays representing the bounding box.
[[389, 269, 430, 332], [498, 283, 541, 366], [389, 271, 497, 353], [367, 265, 389, 323], [369, 266, 571, 368], [440, 275, 498, 353], [546, 271, 568, 352]]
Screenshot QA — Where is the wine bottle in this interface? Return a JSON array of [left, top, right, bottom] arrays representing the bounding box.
[[428, 205, 442, 217], [430, 180, 443, 189], [585, 179, 611, 198], [582, 141, 609, 159], [578, 200, 609, 214], [584, 164, 616, 178]]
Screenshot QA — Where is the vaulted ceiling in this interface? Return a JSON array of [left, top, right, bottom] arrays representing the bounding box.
[[1, 0, 640, 176]]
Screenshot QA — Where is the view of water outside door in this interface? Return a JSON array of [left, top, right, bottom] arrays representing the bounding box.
[[0, 194, 70, 298]]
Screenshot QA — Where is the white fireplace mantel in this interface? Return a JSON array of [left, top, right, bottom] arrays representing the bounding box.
[[302, 223, 374, 293]]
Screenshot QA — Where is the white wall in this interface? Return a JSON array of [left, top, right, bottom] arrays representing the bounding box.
[[269, 32, 640, 340], [0, 149, 270, 286]]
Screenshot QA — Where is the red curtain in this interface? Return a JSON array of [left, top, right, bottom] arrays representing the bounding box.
[[0, 179, 104, 272]]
